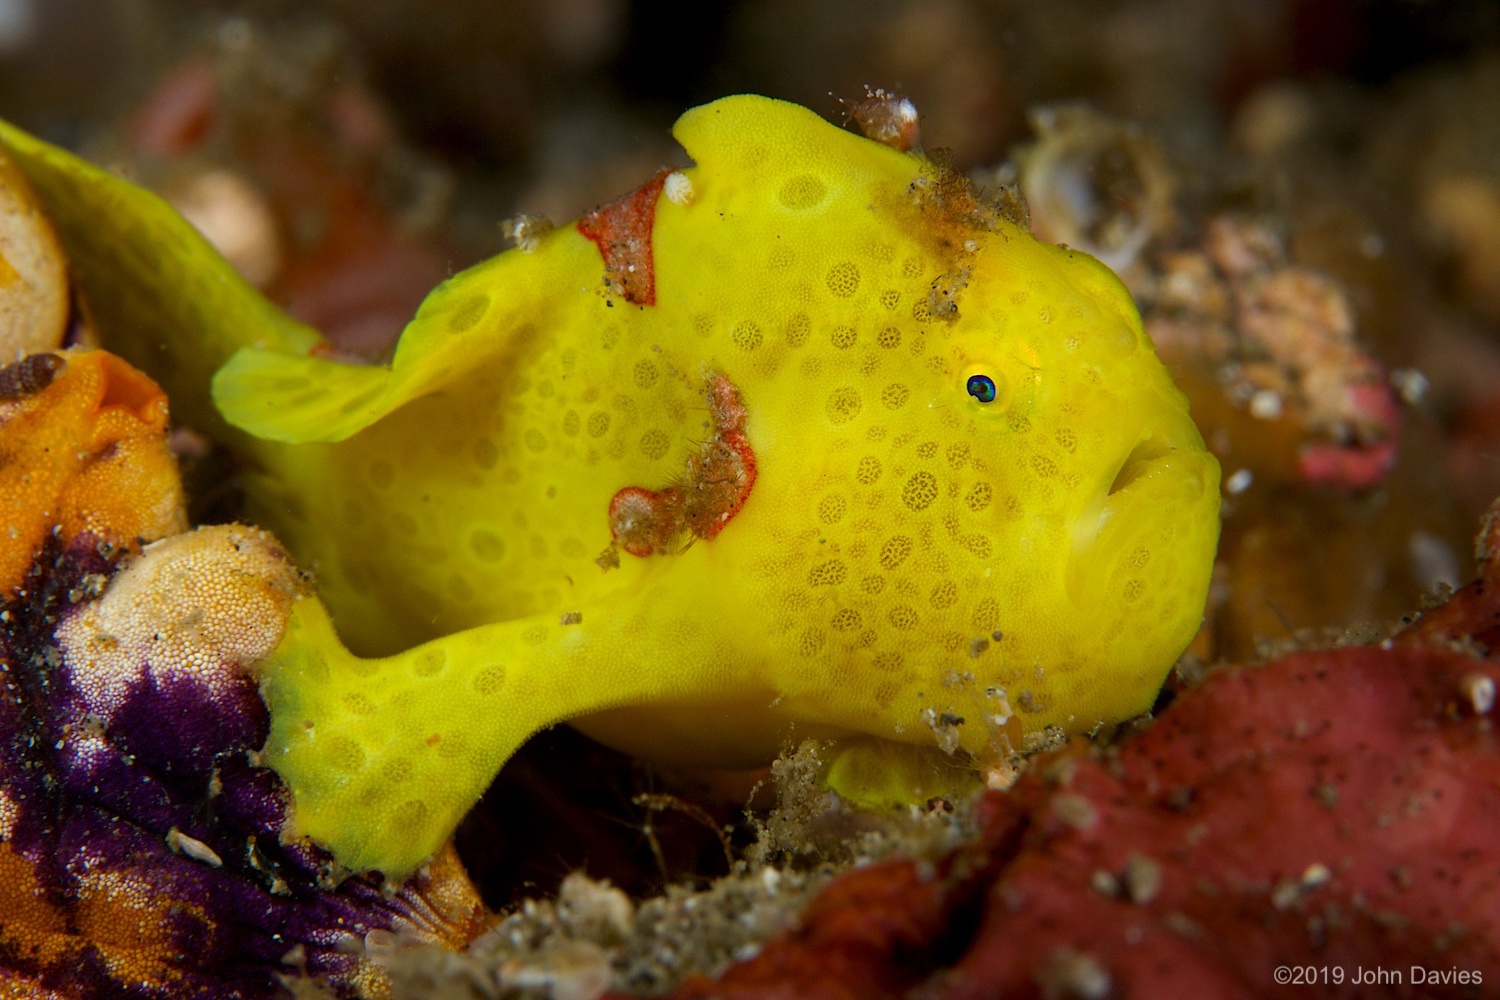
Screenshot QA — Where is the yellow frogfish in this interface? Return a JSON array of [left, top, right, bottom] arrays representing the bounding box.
[[0, 96, 1220, 878]]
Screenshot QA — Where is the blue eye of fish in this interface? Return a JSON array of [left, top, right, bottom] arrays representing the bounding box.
[[966, 374, 997, 403]]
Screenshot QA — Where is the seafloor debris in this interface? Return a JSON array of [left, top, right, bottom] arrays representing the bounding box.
[[384, 740, 983, 1000]]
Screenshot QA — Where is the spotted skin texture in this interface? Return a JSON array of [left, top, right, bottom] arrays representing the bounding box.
[[2, 97, 1220, 879]]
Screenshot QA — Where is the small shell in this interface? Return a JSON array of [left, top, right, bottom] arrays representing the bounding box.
[[1012, 104, 1176, 277], [0, 351, 62, 401], [850, 87, 922, 153]]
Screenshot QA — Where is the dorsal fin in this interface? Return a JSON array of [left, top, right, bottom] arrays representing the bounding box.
[[213, 227, 589, 443], [671, 94, 917, 186]]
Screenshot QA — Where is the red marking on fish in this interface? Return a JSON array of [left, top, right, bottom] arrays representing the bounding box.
[[577, 168, 671, 306], [607, 485, 684, 558], [607, 373, 758, 557], [689, 374, 757, 540]]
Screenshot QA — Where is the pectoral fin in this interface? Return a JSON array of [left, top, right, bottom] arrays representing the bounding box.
[[258, 597, 546, 877], [257, 584, 690, 880]]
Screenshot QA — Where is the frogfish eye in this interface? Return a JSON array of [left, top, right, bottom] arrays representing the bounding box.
[[966, 374, 997, 403]]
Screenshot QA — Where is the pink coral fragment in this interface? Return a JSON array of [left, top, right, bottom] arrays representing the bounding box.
[[1296, 380, 1403, 488]]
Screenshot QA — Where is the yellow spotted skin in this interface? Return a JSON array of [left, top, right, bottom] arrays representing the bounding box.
[[0, 97, 1219, 878]]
